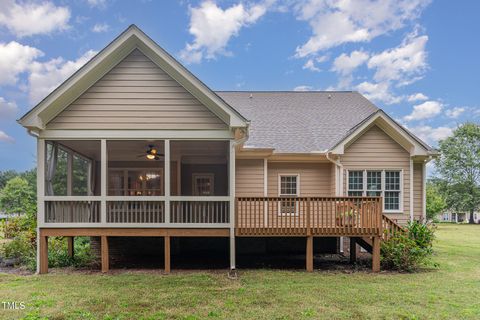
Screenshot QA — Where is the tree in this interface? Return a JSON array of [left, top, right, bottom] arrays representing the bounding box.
[[435, 123, 480, 224], [0, 177, 36, 217], [0, 170, 19, 189], [426, 181, 446, 221]]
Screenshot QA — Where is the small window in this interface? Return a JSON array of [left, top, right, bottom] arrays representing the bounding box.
[[279, 175, 299, 215], [348, 171, 363, 196], [279, 175, 299, 196], [192, 173, 214, 196]]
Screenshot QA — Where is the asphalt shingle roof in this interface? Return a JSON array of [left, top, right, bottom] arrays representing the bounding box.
[[215, 91, 379, 153]]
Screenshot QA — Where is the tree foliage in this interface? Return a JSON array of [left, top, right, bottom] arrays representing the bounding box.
[[0, 177, 36, 217], [435, 123, 480, 223], [426, 181, 446, 221]]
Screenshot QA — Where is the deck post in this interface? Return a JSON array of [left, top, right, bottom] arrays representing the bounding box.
[[306, 235, 313, 272], [372, 236, 381, 272], [67, 236, 74, 258], [349, 237, 357, 263], [101, 235, 109, 273], [164, 235, 171, 274], [39, 234, 48, 274]]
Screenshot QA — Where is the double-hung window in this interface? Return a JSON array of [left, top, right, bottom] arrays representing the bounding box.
[[278, 174, 299, 215], [347, 170, 402, 212]]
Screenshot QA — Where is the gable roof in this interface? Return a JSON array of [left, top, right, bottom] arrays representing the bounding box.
[[216, 91, 378, 152], [216, 91, 436, 156], [19, 25, 248, 130]]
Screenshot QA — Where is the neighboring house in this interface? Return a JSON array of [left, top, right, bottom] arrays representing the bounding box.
[[437, 211, 479, 223], [18, 25, 437, 275]]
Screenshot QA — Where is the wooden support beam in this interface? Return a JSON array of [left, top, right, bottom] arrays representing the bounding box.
[[67, 236, 74, 258], [372, 236, 381, 272], [164, 236, 171, 274], [349, 237, 357, 263], [39, 235, 48, 274], [101, 235, 109, 273], [306, 236, 313, 272]]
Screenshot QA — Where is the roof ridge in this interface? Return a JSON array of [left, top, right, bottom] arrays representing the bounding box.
[[214, 90, 358, 93]]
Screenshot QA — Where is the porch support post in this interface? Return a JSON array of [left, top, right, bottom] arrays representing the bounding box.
[[100, 139, 107, 225], [306, 236, 313, 272], [67, 236, 74, 258], [349, 237, 357, 263], [164, 235, 171, 274], [101, 235, 109, 273], [36, 139, 45, 274], [164, 139, 170, 224], [372, 236, 380, 272], [229, 140, 236, 270], [39, 233, 48, 274]]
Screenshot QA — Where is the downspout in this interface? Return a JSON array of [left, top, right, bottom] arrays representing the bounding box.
[[326, 151, 344, 253]]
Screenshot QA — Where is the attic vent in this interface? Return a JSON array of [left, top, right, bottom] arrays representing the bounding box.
[[249, 94, 253, 99], [328, 94, 332, 99]]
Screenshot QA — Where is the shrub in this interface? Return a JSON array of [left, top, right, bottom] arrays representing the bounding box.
[[381, 221, 436, 272], [1, 233, 95, 271], [1, 232, 37, 269]]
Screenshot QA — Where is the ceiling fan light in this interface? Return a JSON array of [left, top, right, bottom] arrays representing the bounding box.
[[150, 148, 157, 154], [146, 154, 155, 160]]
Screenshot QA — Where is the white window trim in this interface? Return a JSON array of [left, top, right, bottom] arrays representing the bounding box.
[[278, 173, 300, 216], [346, 169, 404, 213]]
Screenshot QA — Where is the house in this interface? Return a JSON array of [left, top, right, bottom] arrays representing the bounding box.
[[18, 25, 437, 274], [437, 211, 479, 223]]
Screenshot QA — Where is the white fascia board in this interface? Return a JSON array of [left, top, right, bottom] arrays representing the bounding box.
[[329, 111, 430, 156]]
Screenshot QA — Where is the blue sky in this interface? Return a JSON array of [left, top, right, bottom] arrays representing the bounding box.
[[0, 0, 479, 172]]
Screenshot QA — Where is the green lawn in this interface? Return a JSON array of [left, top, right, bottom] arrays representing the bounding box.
[[1, 224, 479, 320]]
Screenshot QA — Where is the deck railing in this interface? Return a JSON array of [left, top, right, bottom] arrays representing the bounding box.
[[236, 197, 383, 237], [382, 215, 406, 240]]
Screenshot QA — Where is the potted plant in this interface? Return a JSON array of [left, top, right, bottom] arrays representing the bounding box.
[[336, 209, 358, 227]]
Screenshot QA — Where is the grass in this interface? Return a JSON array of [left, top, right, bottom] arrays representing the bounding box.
[[1, 224, 479, 320]]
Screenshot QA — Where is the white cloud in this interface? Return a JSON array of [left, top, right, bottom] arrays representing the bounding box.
[[332, 50, 369, 75], [368, 32, 428, 84], [356, 81, 402, 105], [408, 125, 453, 144], [0, 130, 14, 143], [293, 85, 313, 91], [0, 0, 70, 37], [0, 97, 19, 119], [92, 23, 109, 33], [86, 0, 108, 8], [445, 107, 465, 119], [404, 100, 443, 121], [407, 92, 428, 102], [294, 0, 430, 57], [303, 59, 321, 72], [0, 41, 43, 85], [29, 50, 97, 104], [180, 1, 268, 63]]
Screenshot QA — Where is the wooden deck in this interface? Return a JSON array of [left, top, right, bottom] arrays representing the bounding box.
[[235, 197, 383, 237]]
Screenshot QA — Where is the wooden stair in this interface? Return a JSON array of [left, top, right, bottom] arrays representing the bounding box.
[[351, 215, 406, 254]]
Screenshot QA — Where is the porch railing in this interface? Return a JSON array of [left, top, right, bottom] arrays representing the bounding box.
[[42, 196, 230, 226], [45, 200, 101, 223], [236, 197, 383, 237]]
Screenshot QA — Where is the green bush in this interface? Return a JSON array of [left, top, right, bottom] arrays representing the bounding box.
[[381, 221, 436, 272], [1, 232, 95, 271]]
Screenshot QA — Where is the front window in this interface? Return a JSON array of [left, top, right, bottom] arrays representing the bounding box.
[[347, 170, 402, 212], [279, 175, 299, 215]]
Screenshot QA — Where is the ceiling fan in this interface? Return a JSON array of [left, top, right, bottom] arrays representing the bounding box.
[[137, 145, 164, 160]]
